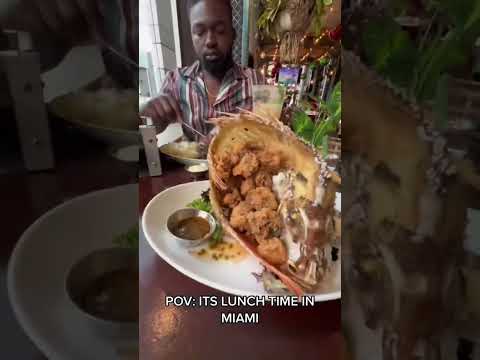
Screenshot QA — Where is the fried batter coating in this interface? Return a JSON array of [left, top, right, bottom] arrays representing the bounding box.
[[230, 201, 252, 232], [246, 187, 278, 211], [223, 188, 241, 208], [214, 154, 233, 182], [255, 170, 273, 188], [257, 238, 288, 265], [229, 142, 249, 165], [240, 177, 255, 196], [232, 152, 259, 178], [258, 151, 282, 173], [247, 208, 283, 241]]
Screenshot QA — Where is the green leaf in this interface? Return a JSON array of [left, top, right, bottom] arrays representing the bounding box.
[[312, 0, 326, 35], [465, 1, 480, 30], [322, 135, 329, 157], [257, 0, 284, 37], [187, 196, 224, 246], [325, 81, 341, 117], [414, 30, 468, 101], [210, 223, 223, 247], [292, 110, 315, 142], [433, 75, 449, 130], [362, 18, 417, 89], [318, 58, 329, 66], [187, 198, 212, 213], [311, 121, 326, 147], [113, 225, 139, 250], [436, 0, 477, 28]]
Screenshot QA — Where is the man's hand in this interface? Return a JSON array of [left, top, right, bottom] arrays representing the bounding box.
[[140, 94, 183, 132]]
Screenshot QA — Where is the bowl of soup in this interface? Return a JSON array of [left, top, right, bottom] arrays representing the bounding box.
[[65, 248, 138, 338]]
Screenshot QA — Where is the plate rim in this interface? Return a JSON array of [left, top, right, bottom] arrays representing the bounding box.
[[142, 181, 341, 301], [56, 115, 139, 136], [7, 184, 138, 360], [158, 144, 208, 165]]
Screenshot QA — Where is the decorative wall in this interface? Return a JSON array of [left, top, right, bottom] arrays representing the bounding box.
[[231, 0, 244, 64]]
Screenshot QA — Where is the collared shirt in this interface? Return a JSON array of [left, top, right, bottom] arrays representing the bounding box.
[[160, 60, 265, 141]]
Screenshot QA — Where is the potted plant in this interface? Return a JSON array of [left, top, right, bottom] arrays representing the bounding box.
[[292, 80, 341, 156]]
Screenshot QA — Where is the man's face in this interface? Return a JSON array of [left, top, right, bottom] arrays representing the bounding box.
[[189, 0, 234, 77]]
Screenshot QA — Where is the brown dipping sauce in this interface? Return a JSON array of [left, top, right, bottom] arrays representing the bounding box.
[[172, 216, 210, 240], [81, 268, 138, 323]]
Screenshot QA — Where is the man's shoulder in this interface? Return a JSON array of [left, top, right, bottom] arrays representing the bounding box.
[[161, 61, 199, 82], [178, 61, 201, 79]]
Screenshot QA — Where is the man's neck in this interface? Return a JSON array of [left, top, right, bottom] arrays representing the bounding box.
[[200, 57, 234, 83], [203, 70, 224, 85]]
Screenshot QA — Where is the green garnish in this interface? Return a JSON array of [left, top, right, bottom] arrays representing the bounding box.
[[113, 225, 139, 251], [210, 222, 223, 247], [186, 198, 212, 213], [187, 190, 224, 246]]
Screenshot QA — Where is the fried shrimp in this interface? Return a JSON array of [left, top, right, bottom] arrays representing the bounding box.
[[230, 201, 252, 232], [214, 154, 233, 182], [240, 177, 255, 196], [258, 151, 282, 173], [246, 187, 278, 211], [223, 188, 242, 208], [257, 238, 288, 265], [247, 208, 282, 241], [255, 170, 273, 188], [232, 152, 259, 178]]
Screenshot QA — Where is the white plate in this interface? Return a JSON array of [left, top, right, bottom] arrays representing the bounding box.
[[7, 185, 138, 360], [142, 181, 341, 301], [159, 142, 208, 167]]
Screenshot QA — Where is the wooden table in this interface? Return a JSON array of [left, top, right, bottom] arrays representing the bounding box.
[[139, 160, 342, 360]]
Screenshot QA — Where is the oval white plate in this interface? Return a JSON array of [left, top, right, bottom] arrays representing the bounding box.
[[142, 181, 341, 301], [8, 185, 138, 360]]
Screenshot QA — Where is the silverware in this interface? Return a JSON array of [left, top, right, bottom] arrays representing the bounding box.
[[98, 38, 140, 69], [181, 121, 207, 139]]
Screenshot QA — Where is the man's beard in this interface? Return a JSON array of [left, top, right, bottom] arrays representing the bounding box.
[[200, 52, 234, 79]]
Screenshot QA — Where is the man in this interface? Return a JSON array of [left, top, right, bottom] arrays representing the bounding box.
[[141, 0, 264, 143]]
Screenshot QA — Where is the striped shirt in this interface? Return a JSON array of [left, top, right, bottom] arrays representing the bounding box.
[[161, 60, 265, 141]]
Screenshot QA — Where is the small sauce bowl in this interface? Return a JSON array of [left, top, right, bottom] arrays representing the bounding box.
[[185, 163, 209, 173], [167, 208, 216, 248], [185, 163, 209, 181]]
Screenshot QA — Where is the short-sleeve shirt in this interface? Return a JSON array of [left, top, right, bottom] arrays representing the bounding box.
[[160, 60, 265, 141]]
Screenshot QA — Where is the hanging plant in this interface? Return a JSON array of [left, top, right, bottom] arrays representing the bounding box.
[[311, 0, 327, 35], [257, 0, 331, 41], [256, 0, 284, 40]]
